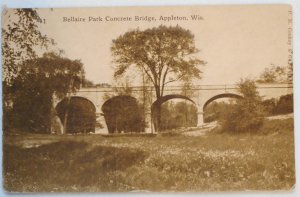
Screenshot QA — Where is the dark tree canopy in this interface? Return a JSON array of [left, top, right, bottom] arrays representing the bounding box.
[[111, 25, 205, 131], [12, 53, 84, 98], [102, 96, 145, 133], [2, 8, 52, 83], [111, 25, 205, 98], [4, 53, 84, 133]]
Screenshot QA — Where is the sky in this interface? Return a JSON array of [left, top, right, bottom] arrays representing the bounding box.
[[10, 5, 292, 85]]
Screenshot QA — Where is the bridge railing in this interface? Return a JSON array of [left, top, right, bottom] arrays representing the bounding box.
[[74, 83, 293, 93]]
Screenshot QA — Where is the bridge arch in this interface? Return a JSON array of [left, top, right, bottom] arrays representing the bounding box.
[[151, 94, 197, 131], [152, 94, 196, 107], [101, 95, 144, 133], [55, 96, 96, 133], [202, 93, 243, 112]]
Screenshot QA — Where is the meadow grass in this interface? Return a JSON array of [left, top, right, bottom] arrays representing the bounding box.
[[3, 118, 295, 192]]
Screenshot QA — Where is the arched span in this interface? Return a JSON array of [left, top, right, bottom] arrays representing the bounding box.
[[202, 93, 243, 111], [101, 95, 144, 133], [55, 96, 96, 133], [56, 96, 96, 111], [151, 94, 196, 110], [101, 95, 138, 111], [70, 96, 96, 110], [151, 94, 197, 132]]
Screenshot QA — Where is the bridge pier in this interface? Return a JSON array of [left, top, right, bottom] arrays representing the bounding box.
[[145, 112, 153, 133], [95, 114, 109, 134], [197, 111, 204, 127]]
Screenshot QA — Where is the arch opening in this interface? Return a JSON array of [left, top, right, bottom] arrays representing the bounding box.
[[151, 94, 197, 131], [101, 95, 144, 134], [202, 93, 243, 123], [55, 96, 96, 134]]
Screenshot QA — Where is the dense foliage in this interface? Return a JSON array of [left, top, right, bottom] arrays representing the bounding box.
[[203, 100, 237, 123], [264, 94, 293, 115], [111, 25, 205, 131], [160, 101, 197, 130], [2, 9, 52, 84], [219, 79, 265, 133], [102, 96, 145, 133], [3, 53, 84, 133]]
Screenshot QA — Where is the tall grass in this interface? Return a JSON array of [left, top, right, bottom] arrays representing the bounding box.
[[3, 119, 295, 192]]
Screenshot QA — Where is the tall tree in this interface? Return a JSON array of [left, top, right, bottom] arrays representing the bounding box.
[[4, 53, 84, 133], [257, 64, 291, 83], [2, 8, 52, 84], [111, 25, 205, 131]]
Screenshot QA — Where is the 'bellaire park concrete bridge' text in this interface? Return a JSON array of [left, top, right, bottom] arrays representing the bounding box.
[[54, 83, 293, 134]]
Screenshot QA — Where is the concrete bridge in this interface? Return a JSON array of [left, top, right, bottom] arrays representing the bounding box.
[[55, 83, 293, 134]]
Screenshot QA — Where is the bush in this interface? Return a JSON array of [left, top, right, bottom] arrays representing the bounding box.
[[262, 94, 293, 116], [262, 98, 277, 115], [259, 118, 294, 135], [274, 94, 293, 114], [219, 79, 265, 133], [203, 101, 236, 123]]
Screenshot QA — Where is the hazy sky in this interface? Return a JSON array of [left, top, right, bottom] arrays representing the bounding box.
[[32, 5, 291, 85]]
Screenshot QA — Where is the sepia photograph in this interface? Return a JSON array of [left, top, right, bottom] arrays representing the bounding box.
[[1, 4, 295, 192]]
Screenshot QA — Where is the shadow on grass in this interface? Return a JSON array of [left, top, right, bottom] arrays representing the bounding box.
[[3, 141, 149, 192]]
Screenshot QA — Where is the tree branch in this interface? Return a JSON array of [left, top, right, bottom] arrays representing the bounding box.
[[140, 63, 156, 86], [160, 66, 169, 96], [163, 74, 184, 86]]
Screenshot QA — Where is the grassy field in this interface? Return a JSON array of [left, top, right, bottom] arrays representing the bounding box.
[[3, 118, 295, 192]]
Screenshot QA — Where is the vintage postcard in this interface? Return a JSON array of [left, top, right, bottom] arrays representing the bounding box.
[[2, 5, 294, 192]]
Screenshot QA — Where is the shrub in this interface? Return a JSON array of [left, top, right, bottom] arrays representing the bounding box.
[[259, 118, 294, 135], [203, 101, 236, 123], [261, 94, 293, 116], [262, 98, 277, 115], [219, 79, 265, 133], [274, 94, 293, 114]]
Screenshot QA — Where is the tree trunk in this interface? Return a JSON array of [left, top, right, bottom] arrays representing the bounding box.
[[63, 92, 72, 134], [152, 100, 162, 133], [157, 104, 162, 132], [63, 79, 74, 134]]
